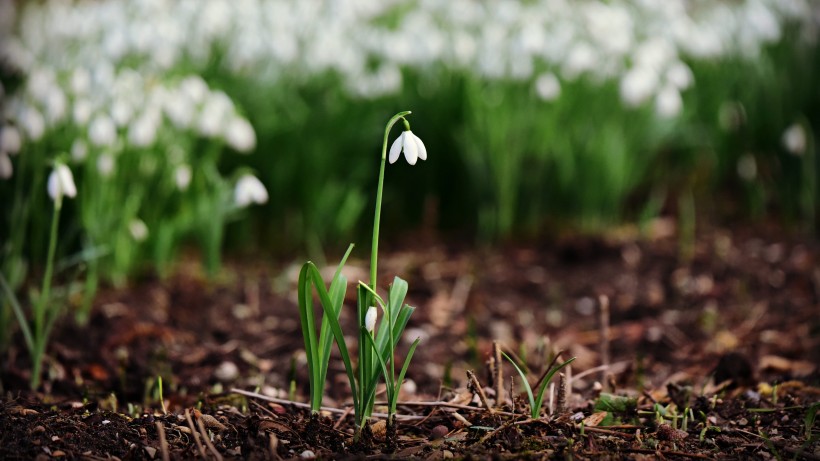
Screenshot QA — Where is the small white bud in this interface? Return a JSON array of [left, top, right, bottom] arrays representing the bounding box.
[[234, 174, 268, 207], [129, 219, 149, 242], [365, 306, 377, 333]]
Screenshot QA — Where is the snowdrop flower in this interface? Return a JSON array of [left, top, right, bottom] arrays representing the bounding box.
[[19, 106, 45, 141], [97, 153, 115, 177], [0, 125, 22, 154], [782, 123, 806, 156], [47, 163, 77, 201], [666, 61, 694, 91], [737, 154, 757, 181], [72, 99, 93, 125], [128, 113, 159, 147], [129, 219, 149, 242], [71, 139, 88, 162], [225, 117, 256, 153], [655, 86, 683, 119], [0, 152, 12, 179], [389, 130, 427, 165], [89, 115, 117, 147], [234, 174, 268, 207], [620, 66, 659, 108], [365, 305, 377, 333], [174, 164, 192, 191], [534, 72, 561, 101]]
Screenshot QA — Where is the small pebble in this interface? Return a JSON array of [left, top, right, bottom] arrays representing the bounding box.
[[443, 450, 454, 458], [430, 425, 449, 440], [214, 361, 240, 382], [144, 446, 157, 459], [300, 449, 316, 459]]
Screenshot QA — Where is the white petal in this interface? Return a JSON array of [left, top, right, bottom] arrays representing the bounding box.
[[0, 152, 12, 179], [365, 306, 377, 333], [402, 131, 418, 165], [413, 133, 427, 161], [388, 133, 403, 164], [47, 169, 59, 200], [57, 164, 77, 198]]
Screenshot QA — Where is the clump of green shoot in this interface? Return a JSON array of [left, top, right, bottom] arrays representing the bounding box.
[[296, 111, 425, 442], [502, 351, 575, 419]]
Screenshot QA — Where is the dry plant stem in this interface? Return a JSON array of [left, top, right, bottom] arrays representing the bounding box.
[[197, 417, 224, 461], [598, 295, 610, 388], [556, 373, 567, 415], [184, 409, 207, 459], [466, 370, 494, 414], [509, 377, 515, 414], [268, 433, 281, 461], [493, 341, 503, 408], [155, 421, 170, 461]]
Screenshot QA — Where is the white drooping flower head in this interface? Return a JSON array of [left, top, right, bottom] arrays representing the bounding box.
[[0, 152, 12, 179], [234, 173, 268, 207], [129, 219, 149, 242], [0, 125, 22, 154], [47, 163, 77, 202], [365, 305, 377, 333], [782, 123, 806, 156], [389, 130, 427, 165], [225, 117, 256, 153]]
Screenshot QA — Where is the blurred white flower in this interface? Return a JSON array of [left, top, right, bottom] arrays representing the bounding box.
[[20, 106, 45, 141], [655, 85, 683, 119], [110, 99, 133, 127], [72, 99, 93, 125], [737, 154, 757, 181], [562, 43, 596, 80], [97, 153, 115, 177], [128, 113, 159, 147], [47, 163, 77, 201], [234, 174, 268, 207], [89, 115, 117, 147], [71, 139, 88, 161], [129, 219, 149, 242], [0, 125, 22, 154], [174, 164, 192, 191], [782, 123, 806, 156], [44, 86, 67, 123], [666, 61, 694, 91], [199, 91, 234, 137], [225, 117, 256, 153], [180, 75, 209, 104], [389, 130, 427, 165], [365, 305, 377, 333], [534, 72, 561, 101], [0, 152, 12, 179], [71, 68, 92, 95], [620, 66, 659, 107]]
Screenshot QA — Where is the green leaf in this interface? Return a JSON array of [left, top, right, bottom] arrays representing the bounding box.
[[297, 263, 321, 410], [501, 351, 536, 418], [391, 337, 421, 415], [533, 357, 575, 413], [318, 244, 354, 393]]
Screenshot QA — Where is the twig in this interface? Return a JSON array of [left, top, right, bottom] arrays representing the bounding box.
[[598, 295, 610, 388], [615, 448, 714, 459], [478, 418, 521, 444], [184, 409, 207, 459], [493, 341, 503, 408], [580, 426, 635, 439], [196, 417, 224, 461], [268, 433, 281, 461], [572, 361, 630, 382], [466, 370, 494, 414], [155, 421, 170, 461], [555, 372, 567, 415], [231, 388, 426, 420], [451, 412, 472, 427]]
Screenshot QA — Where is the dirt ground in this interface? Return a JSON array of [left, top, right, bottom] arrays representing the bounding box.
[[1, 221, 819, 460]]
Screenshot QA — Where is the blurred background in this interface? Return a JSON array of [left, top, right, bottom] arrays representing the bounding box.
[[0, 0, 818, 310]]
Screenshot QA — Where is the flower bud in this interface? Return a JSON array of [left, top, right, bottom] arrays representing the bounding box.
[[365, 306, 377, 333]]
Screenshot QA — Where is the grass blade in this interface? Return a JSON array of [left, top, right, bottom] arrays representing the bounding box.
[[501, 351, 536, 417]]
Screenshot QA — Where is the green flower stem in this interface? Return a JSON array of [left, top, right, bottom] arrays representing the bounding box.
[[30, 197, 62, 389], [370, 111, 411, 291]]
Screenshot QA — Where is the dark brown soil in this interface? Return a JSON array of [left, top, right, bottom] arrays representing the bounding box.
[[2, 222, 819, 460]]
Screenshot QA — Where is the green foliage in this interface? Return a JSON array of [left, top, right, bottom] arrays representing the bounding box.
[[502, 351, 575, 419]]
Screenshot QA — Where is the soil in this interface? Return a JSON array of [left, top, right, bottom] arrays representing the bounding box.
[[1, 221, 819, 460]]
